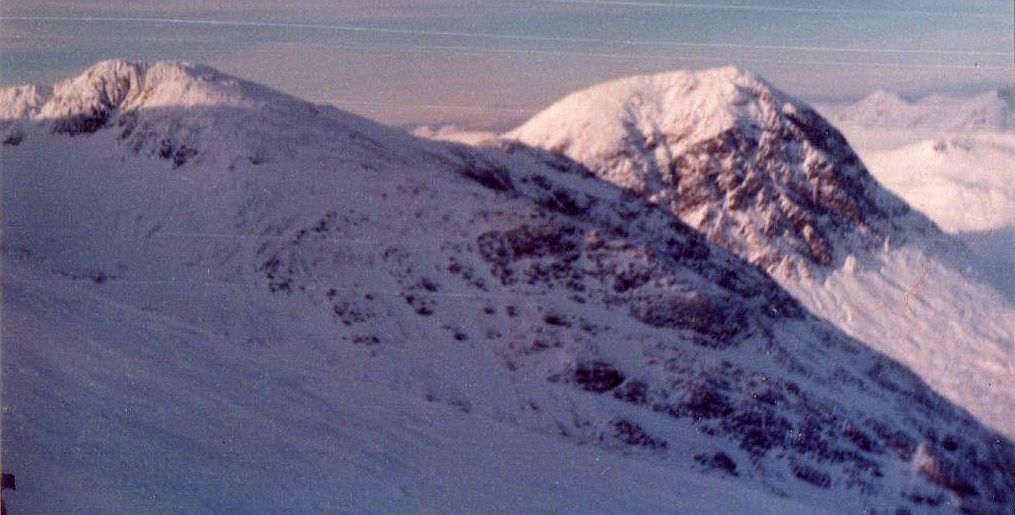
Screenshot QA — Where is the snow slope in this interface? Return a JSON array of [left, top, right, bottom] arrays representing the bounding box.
[[505, 67, 1015, 442], [817, 89, 1014, 236], [2, 61, 1014, 513], [851, 135, 1014, 234], [835, 128, 1015, 302], [4, 262, 820, 514]]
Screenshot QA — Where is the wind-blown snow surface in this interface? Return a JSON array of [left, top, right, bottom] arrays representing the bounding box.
[[3, 61, 1015, 513], [505, 68, 1015, 441]]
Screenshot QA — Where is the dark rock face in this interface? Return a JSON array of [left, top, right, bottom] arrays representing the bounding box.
[[656, 97, 919, 275], [626, 290, 746, 342], [695, 451, 739, 476], [454, 147, 515, 192], [49, 64, 140, 136], [670, 123, 852, 269], [2, 130, 22, 146], [51, 107, 113, 135], [611, 419, 668, 450], [552, 361, 626, 393]]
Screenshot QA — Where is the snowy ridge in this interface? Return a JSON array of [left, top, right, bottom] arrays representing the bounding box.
[[820, 87, 1015, 132], [0, 59, 429, 168], [507, 67, 938, 277], [3, 61, 1015, 513]]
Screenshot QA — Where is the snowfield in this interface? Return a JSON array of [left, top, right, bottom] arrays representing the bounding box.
[[2, 60, 1014, 513]]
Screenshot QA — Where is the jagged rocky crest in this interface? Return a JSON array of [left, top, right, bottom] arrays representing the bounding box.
[[507, 67, 937, 276]]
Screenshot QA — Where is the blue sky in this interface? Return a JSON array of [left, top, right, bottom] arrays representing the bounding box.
[[2, 0, 1012, 129]]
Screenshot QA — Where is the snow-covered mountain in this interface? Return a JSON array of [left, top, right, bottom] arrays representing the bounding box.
[[3, 61, 1014, 513], [500, 67, 1015, 443], [507, 68, 940, 278], [0, 60, 430, 170], [819, 88, 1014, 133]]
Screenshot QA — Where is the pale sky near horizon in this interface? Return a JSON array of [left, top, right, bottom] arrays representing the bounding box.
[[2, 0, 1012, 129]]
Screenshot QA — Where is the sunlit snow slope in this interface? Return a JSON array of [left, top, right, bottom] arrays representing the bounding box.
[[818, 92, 1015, 303]]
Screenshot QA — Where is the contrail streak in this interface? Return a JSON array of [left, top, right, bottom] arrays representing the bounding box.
[[2, 15, 1010, 58]]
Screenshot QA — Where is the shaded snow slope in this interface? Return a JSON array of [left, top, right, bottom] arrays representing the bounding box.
[[3, 62, 1014, 513], [4, 262, 820, 514]]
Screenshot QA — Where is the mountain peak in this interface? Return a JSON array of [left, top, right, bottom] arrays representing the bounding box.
[[29, 59, 309, 127], [863, 88, 910, 104], [509, 67, 783, 165], [1, 60, 421, 168], [507, 68, 928, 276]]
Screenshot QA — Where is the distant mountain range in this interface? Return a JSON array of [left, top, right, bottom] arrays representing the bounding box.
[[818, 87, 1014, 132]]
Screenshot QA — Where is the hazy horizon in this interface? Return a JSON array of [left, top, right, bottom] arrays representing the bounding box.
[[2, 0, 1012, 129]]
